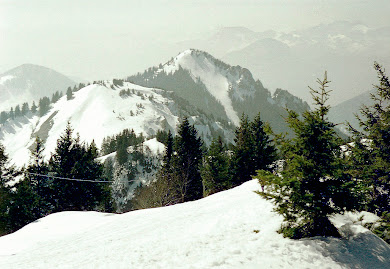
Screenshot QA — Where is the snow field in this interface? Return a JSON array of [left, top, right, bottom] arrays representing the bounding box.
[[1, 83, 178, 167], [1, 180, 388, 268]]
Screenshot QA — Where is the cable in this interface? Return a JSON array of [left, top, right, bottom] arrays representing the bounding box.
[[25, 172, 139, 183]]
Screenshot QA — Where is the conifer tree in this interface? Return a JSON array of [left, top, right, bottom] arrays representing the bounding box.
[[251, 112, 277, 175], [349, 63, 390, 215], [26, 137, 51, 216], [31, 101, 37, 114], [172, 117, 204, 202], [66, 87, 74, 100], [49, 123, 111, 211], [201, 136, 231, 196], [21, 102, 30, 115], [14, 105, 21, 117], [231, 114, 254, 186], [231, 113, 276, 186], [257, 72, 359, 239], [39, 97, 50, 116], [0, 143, 11, 234]]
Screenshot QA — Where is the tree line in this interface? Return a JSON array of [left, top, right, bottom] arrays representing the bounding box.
[[0, 63, 389, 244], [0, 123, 112, 235]]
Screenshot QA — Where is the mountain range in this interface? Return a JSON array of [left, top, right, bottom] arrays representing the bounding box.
[[175, 22, 390, 106]]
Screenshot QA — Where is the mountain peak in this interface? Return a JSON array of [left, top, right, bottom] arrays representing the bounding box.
[[0, 64, 76, 112]]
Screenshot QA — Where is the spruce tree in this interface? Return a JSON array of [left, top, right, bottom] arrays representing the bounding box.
[[349, 63, 390, 215], [172, 117, 204, 202], [0, 143, 11, 234], [231, 114, 254, 186], [257, 72, 359, 239], [49, 123, 111, 211], [26, 137, 52, 216], [231, 113, 276, 186], [251, 113, 277, 174], [66, 87, 74, 100], [21, 102, 30, 115], [201, 136, 231, 196], [31, 101, 37, 114]]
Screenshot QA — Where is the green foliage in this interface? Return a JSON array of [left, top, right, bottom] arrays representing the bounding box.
[[348, 63, 390, 215], [231, 113, 276, 186], [66, 87, 74, 100], [31, 101, 37, 114], [101, 129, 144, 158], [366, 212, 390, 244], [258, 73, 359, 239], [201, 136, 232, 196], [49, 122, 112, 211], [172, 117, 204, 202], [39, 97, 51, 116]]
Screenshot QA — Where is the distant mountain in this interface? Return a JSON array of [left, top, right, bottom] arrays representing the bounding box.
[[177, 22, 390, 106], [128, 49, 309, 134], [0, 64, 76, 112], [328, 90, 374, 134]]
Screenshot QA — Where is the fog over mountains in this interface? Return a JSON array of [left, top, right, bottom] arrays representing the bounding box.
[[0, 64, 76, 112], [175, 21, 390, 106], [0, 49, 311, 167]]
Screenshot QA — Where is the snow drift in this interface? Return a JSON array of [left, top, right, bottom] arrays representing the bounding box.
[[0, 180, 388, 268]]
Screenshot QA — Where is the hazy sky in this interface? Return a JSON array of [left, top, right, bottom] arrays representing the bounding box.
[[1, 0, 390, 81]]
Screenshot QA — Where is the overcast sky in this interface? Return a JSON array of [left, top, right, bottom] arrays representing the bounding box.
[[1, 0, 390, 81]]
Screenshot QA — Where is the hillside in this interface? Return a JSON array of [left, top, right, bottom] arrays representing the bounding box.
[[128, 49, 309, 134], [0, 64, 76, 112], [0, 81, 235, 167], [0, 180, 388, 268], [328, 90, 374, 134]]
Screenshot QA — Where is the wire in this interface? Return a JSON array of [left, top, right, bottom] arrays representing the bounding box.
[[25, 172, 139, 183]]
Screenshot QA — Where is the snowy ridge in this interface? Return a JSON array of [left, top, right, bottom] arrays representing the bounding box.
[[0, 180, 388, 268], [162, 49, 258, 126], [0, 81, 233, 167]]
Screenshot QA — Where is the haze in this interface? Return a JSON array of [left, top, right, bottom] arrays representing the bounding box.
[[1, 0, 390, 105]]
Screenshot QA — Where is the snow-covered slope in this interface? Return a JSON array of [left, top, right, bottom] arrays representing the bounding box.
[[0, 180, 388, 268], [0, 64, 76, 112], [0, 81, 234, 167], [163, 49, 242, 125], [128, 49, 310, 134]]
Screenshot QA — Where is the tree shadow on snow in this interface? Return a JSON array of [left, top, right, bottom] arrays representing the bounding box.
[[302, 229, 390, 269]]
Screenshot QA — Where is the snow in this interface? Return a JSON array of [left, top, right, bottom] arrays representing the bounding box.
[[163, 50, 240, 126], [143, 138, 165, 155], [0, 83, 179, 167], [0, 180, 388, 269], [0, 75, 15, 85]]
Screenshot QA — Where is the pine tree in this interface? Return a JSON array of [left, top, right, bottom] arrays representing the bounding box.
[[31, 101, 37, 114], [49, 123, 111, 211], [251, 112, 277, 174], [231, 114, 254, 186], [9, 107, 14, 120], [66, 87, 74, 100], [257, 72, 359, 239], [26, 137, 52, 217], [0, 143, 11, 234], [21, 102, 30, 115], [172, 117, 204, 202], [201, 136, 231, 196], [231, 113, 276, 186], [14, 105, 21, 118], [349, 63, 390, 215], [39, 97, 51, 116]]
